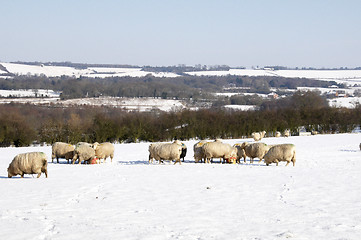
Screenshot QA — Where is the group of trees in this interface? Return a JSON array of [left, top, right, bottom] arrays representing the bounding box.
[[0, 74, 336, 100], [1, 92, 360, 147]]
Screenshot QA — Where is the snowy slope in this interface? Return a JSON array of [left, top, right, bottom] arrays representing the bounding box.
[[3, 62, 361, 81], [1, 62, 94, 77], [328, 97, 361, 108], [0, 62, 180, 78], [0, 97, 185, 112], [0, 89, 60, 98], [1, 133, 361, 239], [186, 69, 361, 85]]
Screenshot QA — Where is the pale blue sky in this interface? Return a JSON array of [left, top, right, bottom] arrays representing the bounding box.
[[1, 0, 360, 68]]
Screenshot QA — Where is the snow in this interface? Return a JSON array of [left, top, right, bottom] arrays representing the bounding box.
[[328, 97, 361, 108], [0, 96, 186, 112], [223, 105, 258, 111], [186, 69, 361, 85], [0, 62, 180, 78], [0, 89, 60, 98], [0, 62, 94, 77], [4, 62, 361, 81], [1, 133, 361, 239], [59, 97, 186, 112]]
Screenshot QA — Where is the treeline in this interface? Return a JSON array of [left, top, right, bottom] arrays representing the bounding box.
[[0, 75, 336, 100], [9, 61, 139, 69], [1, 92, 360, 147]]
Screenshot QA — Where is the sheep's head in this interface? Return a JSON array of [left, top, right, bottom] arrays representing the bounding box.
[[7, 167, 13, 178], [92, 142, 99, 150], [240, 142, 249, 149], [225, 148, 238, 160]]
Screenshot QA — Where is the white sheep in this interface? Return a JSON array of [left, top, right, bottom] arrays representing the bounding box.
[[149, 140, 183, 164], [193, 140, 208, 163], [284, 130, 290, 137], [252, 131, 266, 141], [264, 144, 296, 166], [72, 144, 96, 164], [239, 142, 270, 164], [8, 152, 48, 178], [233, 143, 247, 163], [76, 142, 95, 149], [202, 141, 238, 164], [275, 131, 281, 138], [93, 142, 115, 163], [51, 142, 75, 163], [149, 143, 163, 164]]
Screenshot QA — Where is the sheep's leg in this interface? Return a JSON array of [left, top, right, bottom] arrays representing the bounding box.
[[44, 169, 48, 178], [37, 173, 41, 178], [57, 157, 59, 163], [250, 158, 253, 164], [275, 159, 279, 166], [285, 161, 290, 166], [21, 173, 24, 178], [292, 155, 296, 166]]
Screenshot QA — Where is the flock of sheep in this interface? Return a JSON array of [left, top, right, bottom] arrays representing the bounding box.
[[150, 135, 296, 167], [7, 130, 297, 179], [7, 141, 115, 178]]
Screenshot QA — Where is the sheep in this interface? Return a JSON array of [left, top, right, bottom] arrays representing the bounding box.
[[149, 143, 163, 164], [202, 141, 238, 164], [180, 143, 187, 162], [311, 131, 319, 135], [93, 142, 114, 163], [76, 142, 95, 149], [193, 140, 208, 163], [149, 140, 183, 164], [233, 143, 247, 163], [275, 131, 281, 138], [8, 152, 48, 178], [252, 131, 266, 141], [72, 144, 96, 164], [51, 142, 75, 163], [264, 144, 296, 166], [239, 142, 271, 164], [284, 130, 290, 137]]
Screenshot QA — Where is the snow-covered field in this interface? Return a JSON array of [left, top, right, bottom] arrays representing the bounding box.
[[59, 97, 186, 112], [1, 133, 361, 239], [328, 97, 361, 108], [0, 62, 180, 78], [0, 89, 60, 98], [2, 62, 361, 82], [0, 96, 185, 112], [186, 69, 361, 85], [223, 105, 258, 111]]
